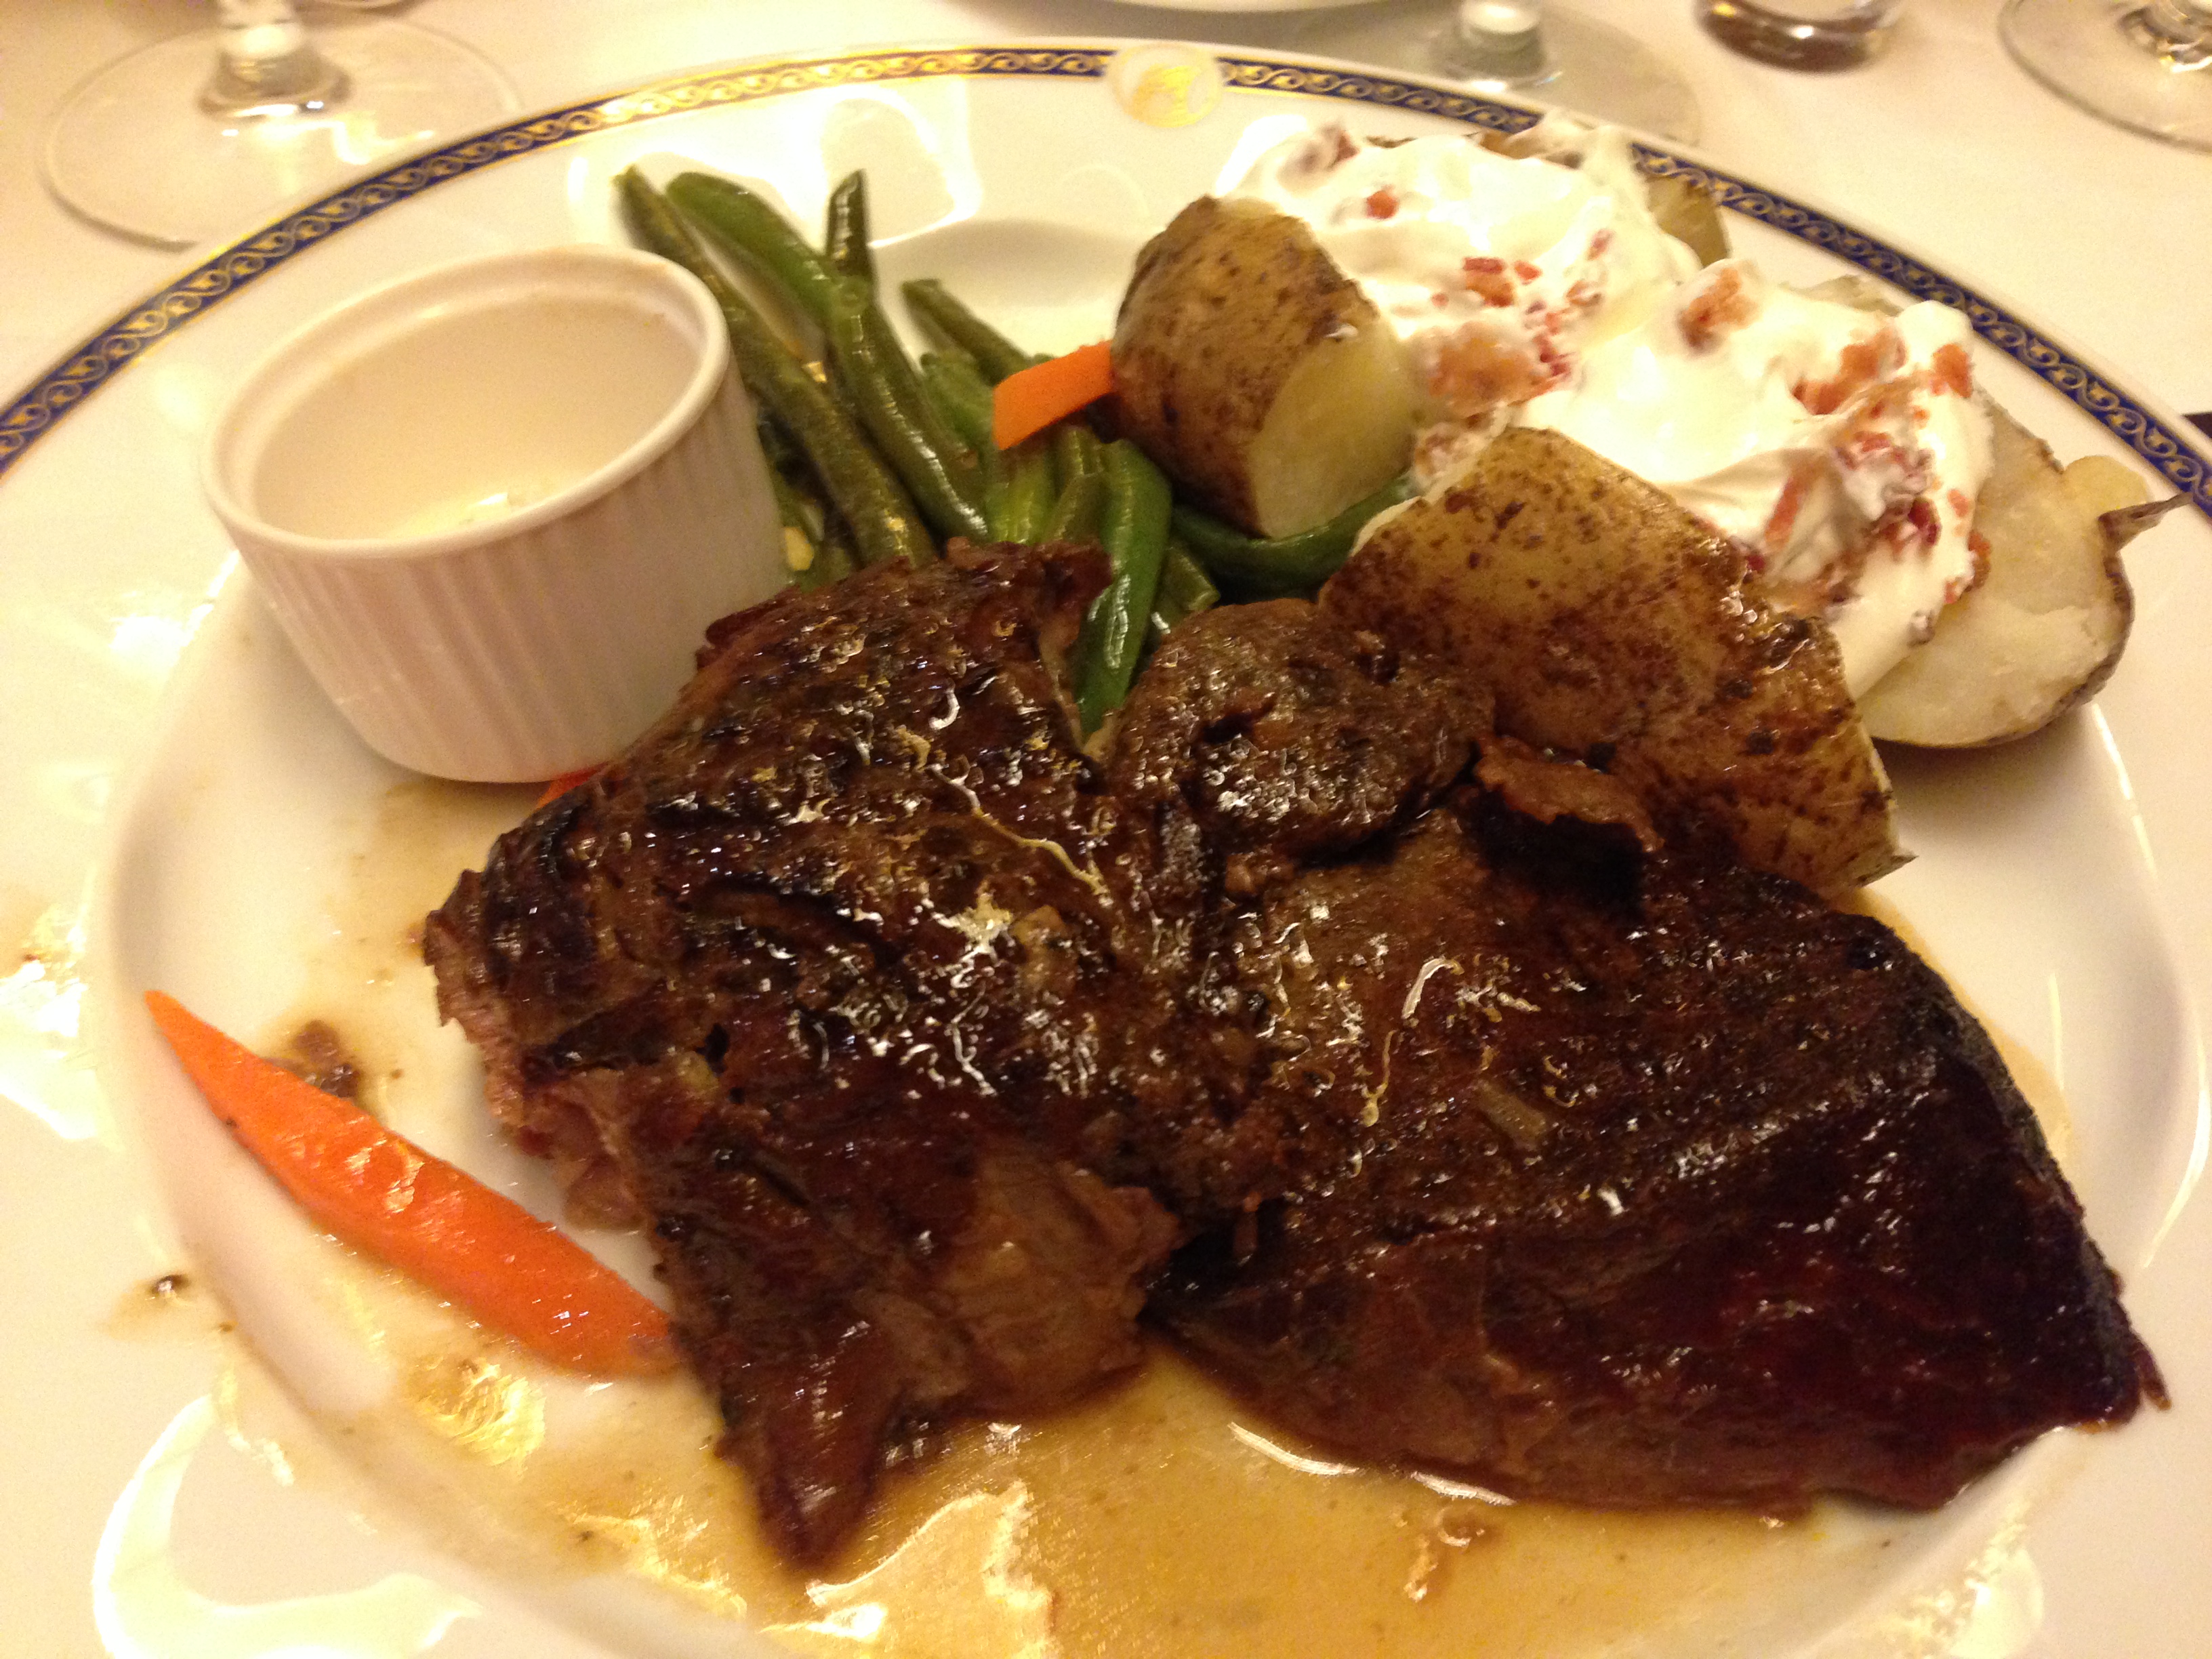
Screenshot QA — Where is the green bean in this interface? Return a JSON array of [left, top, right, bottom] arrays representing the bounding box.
[[617, 170, 933, 569], [1172, 475, 1415, 598], [670, 171, 985, 542], [1051, 422, 1104, 496], [766, 466, 821, 581], [920, 353, 994, 453], [825, 276, 987, 543], [1041, 468, 1105, 546], [802, 517, 860, 590], [755, 411, 804, 479], [1144, 537, 1219, 655], [1153, 535, 1220, 626], [666, 171, 840, 329], [916, 356, 1007, 506], [902, 278, 1035, 383], [823, 171, 875, 286], [863, 306, 985, 481], [670, 175, 949, 470], [669, 173, 951, 479], [1073, 441, 1173, 732], [988, 438, 1057, 544]]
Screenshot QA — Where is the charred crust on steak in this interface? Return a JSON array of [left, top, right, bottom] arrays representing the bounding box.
[[428, 544, 1273, 1559], [426, 543, 2161, 1563]]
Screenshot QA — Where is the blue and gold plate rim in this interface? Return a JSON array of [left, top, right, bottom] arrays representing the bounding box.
[[4, 42, 2205, 519]]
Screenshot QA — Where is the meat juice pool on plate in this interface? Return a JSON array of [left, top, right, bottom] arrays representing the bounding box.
[[226, 663, 2083, 1659]]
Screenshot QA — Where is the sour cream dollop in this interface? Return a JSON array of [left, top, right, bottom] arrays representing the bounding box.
[[1231, 121, 1995, 696], [1232, 121, 1698, 426]]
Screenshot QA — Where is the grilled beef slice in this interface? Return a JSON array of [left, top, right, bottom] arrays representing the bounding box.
[[1117, 601, 2163, 1513], [425, 544, 1275, 1559], [428, 547, 2159, 1562]]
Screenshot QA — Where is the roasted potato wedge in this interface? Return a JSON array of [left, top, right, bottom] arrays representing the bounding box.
[[1110, 196, 1416, 537], [1858, 404, 2177, 747], [1325, 429, 1906, 895]]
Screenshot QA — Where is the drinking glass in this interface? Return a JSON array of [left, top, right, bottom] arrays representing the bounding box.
[[2001, 0, 2212, 151], [1698, 0, 1907, 70], [43, 0, 518, 249], [1278, 0, 1702, 142]]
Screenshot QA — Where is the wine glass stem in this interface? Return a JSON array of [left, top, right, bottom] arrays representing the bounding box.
[[201, 0, 348, 116], [2144, 0, 2211, 31], [1443, 0, 1553, 84], [2132, 1, 2212, 62]]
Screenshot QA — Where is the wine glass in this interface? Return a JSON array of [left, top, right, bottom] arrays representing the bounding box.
[[43, 0, 520, 250], [2001, 0, 2212, 151], [1274, 0, 1701, 143]]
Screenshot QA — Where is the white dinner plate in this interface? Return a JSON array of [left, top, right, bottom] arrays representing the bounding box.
[[4, 39, 2210, 1659]]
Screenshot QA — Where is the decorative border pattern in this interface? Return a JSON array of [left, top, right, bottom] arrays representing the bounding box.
[[4, 44, 2205, 520]]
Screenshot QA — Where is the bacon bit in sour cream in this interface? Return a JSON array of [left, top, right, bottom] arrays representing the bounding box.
[[1765, 463, 1814, 552], [1929, 342, 1973, 397], [1421, 327, 1553, 419], [1677, 264, 1757, 351], [1366, 186, 1400, 219], [1794, 333, 1898, 415], [1463, 257, 1515, 306]]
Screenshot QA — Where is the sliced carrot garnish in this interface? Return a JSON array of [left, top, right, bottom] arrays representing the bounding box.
[[991, 340, 1115, 451], [533, 766, 600, 809], [144, 990, 675, 1376]]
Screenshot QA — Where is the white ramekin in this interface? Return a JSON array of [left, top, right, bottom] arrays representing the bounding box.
[[202, 243, 784, 783]]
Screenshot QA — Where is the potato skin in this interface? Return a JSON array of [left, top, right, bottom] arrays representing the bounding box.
[[1796, 277, 2167, 749], [1110, 197, 1413, 537], [1325, 429, 1905, 895], [1858, 405, 2153, 748]]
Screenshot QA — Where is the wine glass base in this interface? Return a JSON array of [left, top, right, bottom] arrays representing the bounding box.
[[1282, 0, 1701, 143], [2001, 0, 2212, 152], [1698, 2, 1898, 71], [43, 18, 520, 250]]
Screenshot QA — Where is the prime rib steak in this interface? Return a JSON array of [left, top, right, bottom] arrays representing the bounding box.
[[424, 544, 1305, 1558], [425, 542, 2160, 1561]]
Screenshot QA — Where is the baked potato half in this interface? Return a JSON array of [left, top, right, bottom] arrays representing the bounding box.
[[1788, 277, 2179, 748], [1856, 403, 2177, 748], [1325, 429, 1906, 895], [1109, 196, 1416, 537]]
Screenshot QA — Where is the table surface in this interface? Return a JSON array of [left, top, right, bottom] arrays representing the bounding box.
[[3, 3, 2207, 1656], [7, 0, 2209, 416]]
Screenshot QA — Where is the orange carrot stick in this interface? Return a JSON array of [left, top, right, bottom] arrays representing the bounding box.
[[533, 766, 600, 809], [144, 990, 675, 1376], [991, 340, 1115, 451]]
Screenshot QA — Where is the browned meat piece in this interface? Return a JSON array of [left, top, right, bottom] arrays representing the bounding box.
[[1102, 598, 1494, 1053], [425, 544, 1267, 1561], [1108, 598, 1489, 886], [428, 547, 2160, 1563], [1117, 602, 2163, 1513]]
